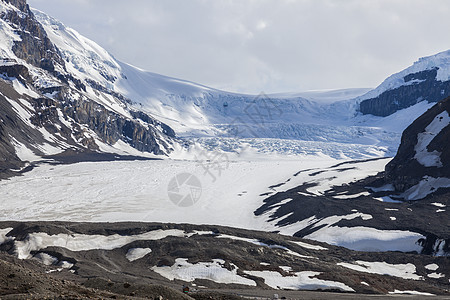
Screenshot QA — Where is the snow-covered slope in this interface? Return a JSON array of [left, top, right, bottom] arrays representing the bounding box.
[[358, 50, 450, 116], [32, 7, 437, 160], [360, 51, 450, 101], [0, 0, 177, 174]]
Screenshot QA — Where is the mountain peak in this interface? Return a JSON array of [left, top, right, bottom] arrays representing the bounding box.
[[358, 49, 450, 117], [3, 0, 27, 11]]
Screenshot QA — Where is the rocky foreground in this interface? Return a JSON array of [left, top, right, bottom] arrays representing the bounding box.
[[0, 221, 448, 299]]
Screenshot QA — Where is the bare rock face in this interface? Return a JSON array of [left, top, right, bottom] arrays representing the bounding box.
[[360, 69, 450, 117], [3, 0, 27, 11], [1, 0, 64, 72], [0, 0, 176, 174], [385, 96, 450, 192]]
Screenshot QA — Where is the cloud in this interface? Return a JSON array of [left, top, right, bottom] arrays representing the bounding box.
[[28, 0, 450, 94]]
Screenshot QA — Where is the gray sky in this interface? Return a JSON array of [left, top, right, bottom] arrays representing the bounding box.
[[28, 0, 450, 94]]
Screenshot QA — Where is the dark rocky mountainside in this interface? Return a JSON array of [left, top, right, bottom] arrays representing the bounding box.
[[0, 0, 175, 177], [385, 96, 450, 192], [0, 221, 448, 299], [359, 68, 450, 116]]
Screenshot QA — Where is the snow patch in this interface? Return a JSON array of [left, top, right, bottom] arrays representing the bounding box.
[[427, 272, 445, 279], [306, 226, 424, 253], [290, 241, 328, 251], [0, 228, 14, 244], [216, 234, 313, 259], [337, 261, 422, 280], [414, 111, 450, 167], [126, 248, 152, 262], [425, 263, 439, 271], [388, 290, 435, 296], [10, 137, 41, 162], [244, 270, 354, 292], [401, 176, 450, 200], [151, 258, 256, 286], [33, 252, 58, 266], [14, 229, 189, 259]]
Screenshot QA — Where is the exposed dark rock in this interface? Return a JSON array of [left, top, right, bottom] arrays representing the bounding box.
[[0, 1, 64, 72], [0, 64, 32, 84], [360, 69, 450, 116], [0, 221, 448, 297], [0, 0, 176, 177], [385, 96, 450, 192], [3, 0, 27, 11]]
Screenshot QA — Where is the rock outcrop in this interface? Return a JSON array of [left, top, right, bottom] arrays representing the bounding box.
[[1, 0, 63, 72], [360, 69, 450, 117], [385, 96, 450, 193], [0, 0, 176, 174]]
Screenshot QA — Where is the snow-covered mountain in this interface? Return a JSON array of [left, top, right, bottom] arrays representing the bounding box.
[[31, 6, 441, 162], [0, 0, 176, 177], [0, 1, 450, 295], [2, 0, 450, 173], [358, 50, 450, 116]]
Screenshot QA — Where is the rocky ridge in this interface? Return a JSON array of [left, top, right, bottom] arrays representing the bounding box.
[[358, 51, 450, 116], [0, 0, 176, 176]]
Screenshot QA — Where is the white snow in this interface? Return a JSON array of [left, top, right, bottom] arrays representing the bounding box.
[[244, 270, 354, 292], [369, 184, 394, 192], [0, 158, 332, 231], [305, 226, 424, 253], [33, 252, 58, 266], [216, 234, 313, 259], [290, 241, 328, 251], [425, 263, 439, 271], [333, 191, 370, 199], [275, 212, 372, 238], [427, 272, 445, 279], [0, 228, 13, 244], [151, 258, 256, 286], [13, 229, 189, 259], [414, 111, 450, 167], [269, 88, 371, 104], [10, 137, 41, 162], [299, 159, 390, 196], [388, 290, 435, 296], [337, 261, 422, 280], [0, 4, 443, 259], [279, 266, 293, 272], [126, 248, 152, 262], [401, 176, 450, 200], [59, 261, 74, 269], [32, 7, 433, 159], [357, 49, 450, 101], [11, 79, 40, 98]]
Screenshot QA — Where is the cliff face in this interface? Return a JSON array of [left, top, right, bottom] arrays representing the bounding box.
[[0, 0, 176, 174], [3, 0, 26, 11], [1, 0, 63, 71], [360, 69, 450, 117]]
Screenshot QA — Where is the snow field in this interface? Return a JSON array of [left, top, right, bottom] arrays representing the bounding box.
[[243, 270, 354, 292], [337, 261, 422, 280], [151, 258, 256, 286]]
